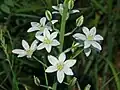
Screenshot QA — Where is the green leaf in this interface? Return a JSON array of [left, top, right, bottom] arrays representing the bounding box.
[[12, 72, 19, 90], [4, 0, 14, 7], [0, 4, 10, 14]]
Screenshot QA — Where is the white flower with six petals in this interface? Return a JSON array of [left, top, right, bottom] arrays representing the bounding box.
[[73, 26, 103, 56], [12, 40, 38, 58], [36, 29, 60, 53], [45, 53, 76, 83], [27, 17, 58, 37]]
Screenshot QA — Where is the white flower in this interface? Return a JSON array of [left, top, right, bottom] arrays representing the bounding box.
[[73, 26, 103, 56], [12, 40, 38, 58], [27, 17, 58, 36], [36, 28, 60, 53], [52, 3, 79, 19], [45, 53, 76, 83]]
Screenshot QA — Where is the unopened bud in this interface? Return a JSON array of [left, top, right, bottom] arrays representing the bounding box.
[[68, 0, 74, 10], [76, 15, 84, 27], [45, 10, 52, 21], [33, 76, 40, 86]]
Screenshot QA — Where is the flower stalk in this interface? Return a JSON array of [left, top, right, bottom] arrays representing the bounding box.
[[59, 0, 69, 52]]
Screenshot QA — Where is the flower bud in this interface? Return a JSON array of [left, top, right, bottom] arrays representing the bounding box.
[[33, 76, 40, 86], [45, 10, 52, 21], [84, 84, 91, 90], [68, 0, 74, 10], [76, 15, 84, 27], [69, 77, 77, 86]]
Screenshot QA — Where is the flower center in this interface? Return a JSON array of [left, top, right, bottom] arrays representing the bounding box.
[[26, 50, 33, 56], [87, 35, 93, 40], [38, 25, 45, 31], [57, 63, 64, 71], [44, 37, 52, 44]]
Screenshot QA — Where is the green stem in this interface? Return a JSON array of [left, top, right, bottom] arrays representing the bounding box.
[[71, 49, 83, 59], [33, 56, 47, 68], [44, 67, 49, 90], [59, 0, 69, 52], [40, 84, 53, 89]]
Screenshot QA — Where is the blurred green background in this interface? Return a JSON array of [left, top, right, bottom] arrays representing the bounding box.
[[0, 0, 120, 90]]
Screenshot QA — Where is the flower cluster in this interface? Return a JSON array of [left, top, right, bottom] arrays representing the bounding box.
[[12, 0, 104, 85]]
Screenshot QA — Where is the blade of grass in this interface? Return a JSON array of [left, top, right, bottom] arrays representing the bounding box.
[[91, 0, 106, 13], [105, 32, 120, 90]]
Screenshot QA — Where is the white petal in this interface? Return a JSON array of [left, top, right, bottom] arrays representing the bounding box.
[[30, 40, 38, 50], [35, 31, 43, 37], [51, 40, 60, 46], [91, 41, 102, 50], [59, 53, 66, 62], [48, 55, 58, 65], [52, 11, 59, 14], [31, 22, 39, 27], [45, 44, 52, 53], [84, 41, 91, 49], [63, 66, 73, 75], [57, 71, 64, 83], [27, 27, 40, 32], [64, 60, 76, 67], [12, 49, 26, 55], [94, 35, 103, 41], [35, 35, 44, 42], [18, 54, 26, 57], [22, 40, 29, 50], [84, 48, 91, 57], [70, 10, 80, 14], [51, 20, 58, 24], [82, 27, 90, 36], [45, 66, 57, 73], [40, 17, 46, 26], [50, 32, 58, 40], [52, 6, 59, 10], [45, 25, 52, 31], [90, 27, 96, 36], [44, 28, 50, 39], [73, 33, 86, 41], [37, 43, 45, 50]]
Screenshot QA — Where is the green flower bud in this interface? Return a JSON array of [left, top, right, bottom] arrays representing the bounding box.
[[76, 15, 84, 27], [84, 84, 91, 90], [33, 76, 40, 86], [69, 77, 77, 86], [45, 10, 52, 21], [68, 0, 74, 10]]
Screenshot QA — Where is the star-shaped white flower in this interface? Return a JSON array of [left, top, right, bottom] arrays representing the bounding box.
[[12, 40, 38, 58], [52, 3, 79, 19], [36, 28, 60, 53], [27, 17, 58, 36], [45, 53, 76, 83], [73, 26, 103, 56]]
